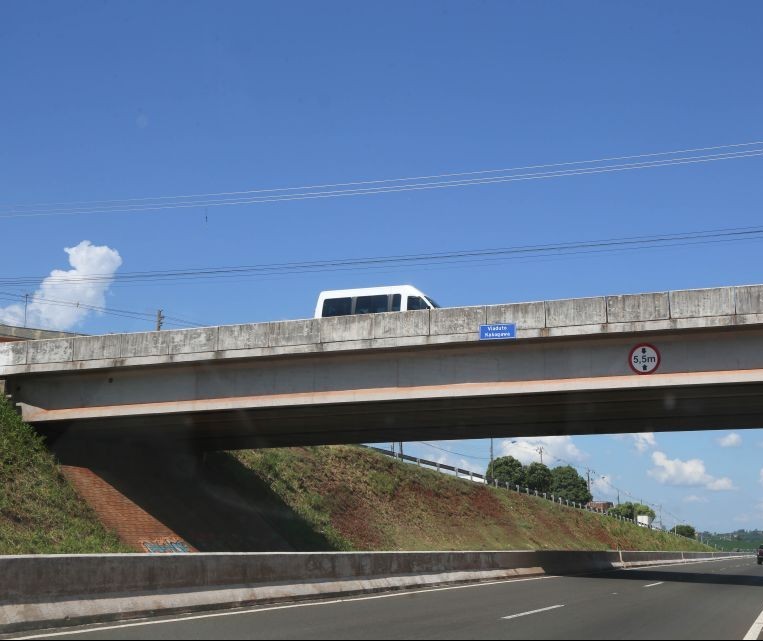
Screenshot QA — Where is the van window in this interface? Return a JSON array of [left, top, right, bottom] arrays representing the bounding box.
[[391, 294, 401, 312], [322, 297, 352, 317], [407, 296, 429, 311], [355, 294, 389, 314]]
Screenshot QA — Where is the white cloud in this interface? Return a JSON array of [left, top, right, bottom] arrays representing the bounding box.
[[706, 477, 736, 491], [758, 468, 763, 486], [613, 432, 657, 453], [683, 494, 708, 504], [717, 433, 742, 448], [648, 451, 736, 491], [631, 433, 657, 452], [499, 436, 586, 466], [0, 241, 122, 331]]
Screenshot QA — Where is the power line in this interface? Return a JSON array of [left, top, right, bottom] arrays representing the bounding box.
[[416, 441, 491, 461], [0, 291, 205, 329], [2, 145, 762, 219], [5, 140, 761, 211], [2, 223, 763, 288], [504, 440, 689, 528]]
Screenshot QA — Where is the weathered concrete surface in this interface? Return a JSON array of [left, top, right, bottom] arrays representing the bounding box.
[[669, 286, 736, 318], [2, 283, 763, 373], [736, 285, 763, 315], [606, 292, 670, 323], [545, 296, 607, 327], [0, 285, 745, 370], [0, 341, 26, 366], [0, 552, 744, 634], [430, 306, 486, 335], [5, 284, 763, 448], [0, 323, 80, 343], [73, 335, 122, 361], [26, 338, 72, 364], [372, 310, 430, 338], [486, 301, 546, 328]]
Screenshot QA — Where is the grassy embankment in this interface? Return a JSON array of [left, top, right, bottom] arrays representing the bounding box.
[[0, 396, 128, 554], [232, 445, 713, 552], [0, 390, 713, 554]]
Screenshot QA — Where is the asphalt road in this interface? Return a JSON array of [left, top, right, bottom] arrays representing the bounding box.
[[14, 558, 763, 640]]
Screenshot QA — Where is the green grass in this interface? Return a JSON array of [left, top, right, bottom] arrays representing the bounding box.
[[233, 445, 714, 552], [0, 396, 128, 554], [0, 391, 715, 554]]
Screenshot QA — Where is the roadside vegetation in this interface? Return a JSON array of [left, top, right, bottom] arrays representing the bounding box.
[[232, 445, 713, 552], [0, 392, 713, 554], [0, 396, 128, 554], [701, 529, 763, 551]]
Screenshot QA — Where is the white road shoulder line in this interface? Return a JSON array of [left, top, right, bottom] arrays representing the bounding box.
[[502, 604, 565, 620], [14, 575, 559, 639], [643, 582, 664, 588], [743, 606, 763, 640]]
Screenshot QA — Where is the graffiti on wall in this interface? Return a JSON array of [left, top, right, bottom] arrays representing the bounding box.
[[140, 537, 192, 553]]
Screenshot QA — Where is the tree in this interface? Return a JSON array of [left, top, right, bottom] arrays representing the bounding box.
[[524, 462, 552, 493], [609, 502, 656, 520], [486, 455, 525, 487], [550, 465, 592, 504], [674, 525, 696, 539], [634, 503, 656, 519], [609, 502, 635, 519]]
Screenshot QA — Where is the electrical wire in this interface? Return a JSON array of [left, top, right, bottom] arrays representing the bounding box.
[[5, 139, 761, 211], [2, 223, 763, 288], [416, 441, 491, 461], [0, 291, 206, 329], [2, 145, 762, 219]]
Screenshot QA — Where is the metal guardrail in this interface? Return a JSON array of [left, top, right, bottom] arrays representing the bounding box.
[[365, 445, 702, 545]]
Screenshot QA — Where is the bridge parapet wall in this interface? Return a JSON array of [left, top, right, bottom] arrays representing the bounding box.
[[3, 284, 763, 373]]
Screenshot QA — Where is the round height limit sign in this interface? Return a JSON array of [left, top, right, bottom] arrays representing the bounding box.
[[629, 344, 661, 374]]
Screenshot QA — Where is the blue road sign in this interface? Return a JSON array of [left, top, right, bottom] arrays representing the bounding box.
[[479, 323, 517, 340]]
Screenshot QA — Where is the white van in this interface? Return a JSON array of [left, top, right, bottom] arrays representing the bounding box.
[[314, 285, 440, 318]]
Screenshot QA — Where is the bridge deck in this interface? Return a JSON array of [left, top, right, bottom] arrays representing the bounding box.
[[1, 284, 763, 375]]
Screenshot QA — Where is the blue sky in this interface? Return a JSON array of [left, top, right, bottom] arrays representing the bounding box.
[[2, 1, 763, 532]]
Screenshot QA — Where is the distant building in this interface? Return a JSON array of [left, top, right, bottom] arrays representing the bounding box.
[[586, 501, 614, 512]]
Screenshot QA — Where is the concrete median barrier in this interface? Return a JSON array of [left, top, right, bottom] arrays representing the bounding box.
[[0, 550, 748, 634]]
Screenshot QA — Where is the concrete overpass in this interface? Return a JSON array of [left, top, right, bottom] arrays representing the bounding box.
[[0, 323, 80, 343], [3, 284, 763, 450]]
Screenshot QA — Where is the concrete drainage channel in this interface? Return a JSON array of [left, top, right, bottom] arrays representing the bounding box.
[[0, 551, 749, 634]]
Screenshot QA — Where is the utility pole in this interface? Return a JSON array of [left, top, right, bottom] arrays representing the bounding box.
[[536, 446, 544, 465], [156, 309, 165, 331], [585, 467, 592, 492], [490, 438, 494, 471]]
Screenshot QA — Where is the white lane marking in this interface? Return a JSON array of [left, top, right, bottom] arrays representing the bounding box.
[[502, 604, 565, 620], [16, 557, 749, 639], [621, 556, 749, 572], [744, 606, 763, 640], [643, 582, 664, 588], [14, 574, 559, 639]]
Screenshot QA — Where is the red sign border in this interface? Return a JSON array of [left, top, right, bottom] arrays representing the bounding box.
[[629, 343, 661, 375]]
